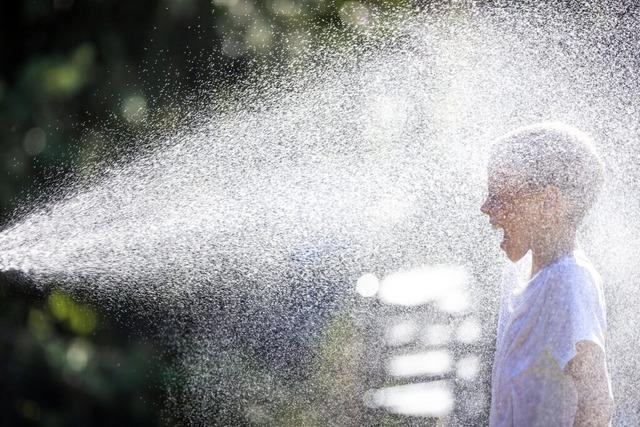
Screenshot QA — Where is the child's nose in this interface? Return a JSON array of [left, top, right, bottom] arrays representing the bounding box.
[[480, 198, 491, 215]]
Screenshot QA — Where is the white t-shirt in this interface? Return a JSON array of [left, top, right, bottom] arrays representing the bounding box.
[[489, 249, 613, 427]]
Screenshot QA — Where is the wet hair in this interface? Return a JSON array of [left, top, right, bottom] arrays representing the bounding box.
[[488, 121, 605, 225]]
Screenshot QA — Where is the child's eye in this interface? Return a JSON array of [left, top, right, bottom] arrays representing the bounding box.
[[487, 192, 515, 208], [484, 194, 502, 209]]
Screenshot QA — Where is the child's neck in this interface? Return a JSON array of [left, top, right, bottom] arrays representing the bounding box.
[[530, 228, 577, 279]]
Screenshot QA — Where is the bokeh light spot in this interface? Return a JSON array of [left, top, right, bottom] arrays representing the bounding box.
[[23, 127, 47, 156]]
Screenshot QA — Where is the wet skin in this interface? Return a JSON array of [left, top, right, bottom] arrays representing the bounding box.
[[480, 171, 548, 264]]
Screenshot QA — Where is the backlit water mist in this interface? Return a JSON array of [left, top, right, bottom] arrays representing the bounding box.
[[3, 3, 640, 425]]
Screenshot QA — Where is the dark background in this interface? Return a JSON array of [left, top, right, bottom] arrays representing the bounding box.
[[0, 1, 415, 425]]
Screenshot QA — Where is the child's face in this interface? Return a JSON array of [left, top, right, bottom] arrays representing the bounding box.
[[481, 171, 545, 262]]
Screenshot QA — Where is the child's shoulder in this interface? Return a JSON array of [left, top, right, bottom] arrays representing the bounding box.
[[543, 250, 602, 300], [550, 250, 599, 278]]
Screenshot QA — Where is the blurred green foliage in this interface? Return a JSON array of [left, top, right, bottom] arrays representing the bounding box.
[[0, 0, 413, 217], [0, 0, 414, 425], [0, 283, 167, 426]]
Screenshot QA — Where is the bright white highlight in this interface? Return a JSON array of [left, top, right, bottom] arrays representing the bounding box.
[[385, 319, 418, 346], [356, 273, 379, 297], [421, 323, 453, 346], [367, 381, 454, 417], [456, 317, 482, 343], [377, 265, 470, 308], [457, 355, 481, 381], [387, 350, 451, 377]]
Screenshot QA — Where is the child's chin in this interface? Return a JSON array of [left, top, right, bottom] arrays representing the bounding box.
[[501, 241, 527, 262]]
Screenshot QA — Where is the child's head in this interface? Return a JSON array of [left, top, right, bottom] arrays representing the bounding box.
[[481, 121, 605, 262]]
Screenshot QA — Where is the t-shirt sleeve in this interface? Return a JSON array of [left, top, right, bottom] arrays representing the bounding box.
[[541, 266, 607, 371]]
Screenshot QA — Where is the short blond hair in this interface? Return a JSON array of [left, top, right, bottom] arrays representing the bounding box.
[[489, 121, 605, 224]]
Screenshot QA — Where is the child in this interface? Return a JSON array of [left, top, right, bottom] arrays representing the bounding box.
[[481, 122, 614, 426]]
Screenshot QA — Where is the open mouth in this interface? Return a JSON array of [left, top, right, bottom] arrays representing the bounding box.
[[500, 229, 507, 250], [490, 222, 507, 249]]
